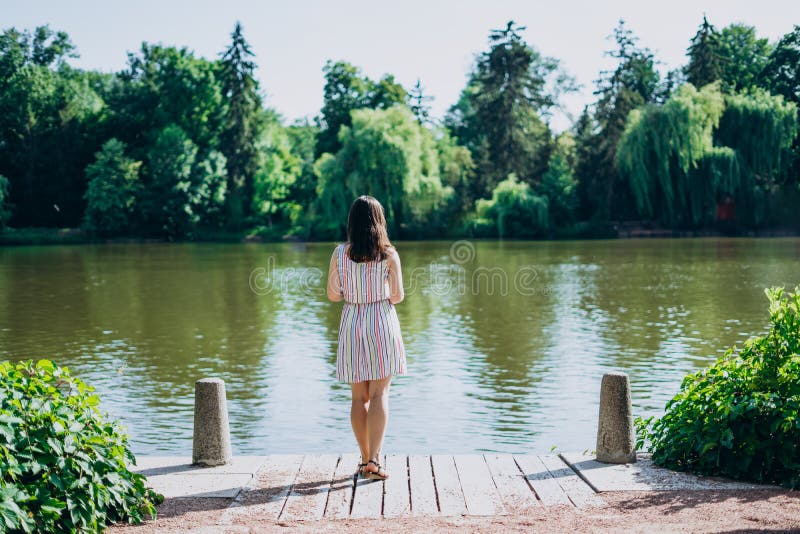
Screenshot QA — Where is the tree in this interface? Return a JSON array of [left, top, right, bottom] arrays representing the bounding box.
[[716, 24, 772, 92], [575, 19, 660, 221], [408, 79, 433, 124], [313, 105, 453, 238], [141, 125, 199, 237], [218, 22, 263, 229], [316, 61, 407, 155], [538, 134, 578, 228], [473, 174, 549, 238], [684, 15, 724, 88], [617, 83, 798, 227], [446, 21, 577, 201], [83, 139, 142, 236]]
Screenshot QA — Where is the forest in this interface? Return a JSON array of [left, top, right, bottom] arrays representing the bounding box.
[[0, 17, 798, 241]]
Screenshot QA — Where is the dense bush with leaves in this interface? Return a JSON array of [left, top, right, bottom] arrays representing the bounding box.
[[636, 287, 800, 488], [0, 359, 162, 532]]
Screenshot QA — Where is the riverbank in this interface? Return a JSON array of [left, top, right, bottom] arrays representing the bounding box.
[[1, 224, 798, 246], [107, 453, 800, 533]]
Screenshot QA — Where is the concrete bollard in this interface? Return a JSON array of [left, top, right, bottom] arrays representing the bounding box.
[[192, 378, 232, 466], [596, 372, 636, 464]]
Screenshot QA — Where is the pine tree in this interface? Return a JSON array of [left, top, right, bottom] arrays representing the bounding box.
[[408, 79, 433, 124], [218, 22, 262, 229], [685, 15, 724, 89]]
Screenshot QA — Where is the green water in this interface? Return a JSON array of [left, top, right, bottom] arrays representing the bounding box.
[[1, 238, 798, 454]]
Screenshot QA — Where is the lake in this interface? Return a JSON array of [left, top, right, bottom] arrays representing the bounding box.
[[1, 238, 798, 455]]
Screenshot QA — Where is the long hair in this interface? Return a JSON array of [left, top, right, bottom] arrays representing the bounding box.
[[346, 195, 392, 262]]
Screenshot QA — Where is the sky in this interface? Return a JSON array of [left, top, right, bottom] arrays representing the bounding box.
[[4, 0, 800, 132]]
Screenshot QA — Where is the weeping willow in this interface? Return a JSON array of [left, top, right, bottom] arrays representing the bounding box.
[[617, 83, 798, 227]]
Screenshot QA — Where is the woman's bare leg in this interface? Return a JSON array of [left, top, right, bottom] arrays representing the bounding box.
[[350, 381, 370, 463], [365, 376, 392, 474]]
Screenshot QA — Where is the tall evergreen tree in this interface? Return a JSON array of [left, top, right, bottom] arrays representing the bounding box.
[[218, 22, 262, 228], [446, 20, 577, 201], [408, 79, 433, 124], [685, 15, 724, 88]]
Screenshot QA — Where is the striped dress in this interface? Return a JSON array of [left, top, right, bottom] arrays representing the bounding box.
[[334, 243, 406, 383]]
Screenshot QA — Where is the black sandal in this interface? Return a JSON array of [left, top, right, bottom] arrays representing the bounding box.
[[365, 459, 389, 480], [356, 459, 369, 478]]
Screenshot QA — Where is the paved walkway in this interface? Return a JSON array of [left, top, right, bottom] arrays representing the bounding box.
[[130, 452, 777, 522]]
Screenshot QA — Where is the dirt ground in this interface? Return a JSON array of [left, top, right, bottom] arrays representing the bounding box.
[[107, 489, 800, 533]]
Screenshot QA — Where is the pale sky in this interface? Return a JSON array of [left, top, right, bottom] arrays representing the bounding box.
[[4, 0, 800, 131]]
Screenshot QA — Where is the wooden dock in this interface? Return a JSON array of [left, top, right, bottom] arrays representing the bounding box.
[[219, 453, 601, 523]]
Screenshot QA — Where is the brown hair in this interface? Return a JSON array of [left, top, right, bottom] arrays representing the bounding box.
[[346, 195, 393, 262]]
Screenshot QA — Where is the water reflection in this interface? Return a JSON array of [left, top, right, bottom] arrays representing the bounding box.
[[1, 238, 797, 454]]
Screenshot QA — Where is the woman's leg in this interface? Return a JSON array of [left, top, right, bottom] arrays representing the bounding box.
[[350, 381, 370, 462], [365, 376, 392, 469]]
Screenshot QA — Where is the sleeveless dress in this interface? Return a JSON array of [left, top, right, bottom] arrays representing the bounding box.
[[334, 244, 406, 383]]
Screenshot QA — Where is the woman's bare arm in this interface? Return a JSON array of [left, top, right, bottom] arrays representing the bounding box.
[[387, 249, 404, 304], [327, 249, 343, 302]]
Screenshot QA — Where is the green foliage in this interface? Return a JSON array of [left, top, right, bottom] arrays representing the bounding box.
[[538, 137, 578, 228], [636, 287, 800, 488], [473, 174, 548, 238], [685, 16, 724, 89], [0, 359, 162, 532], [314, 106, 453, 238], [218, 22, 262, 228], [83, 139, 141, 236], [316, 61, 407, 156], [0, 175, 11, 229], [446, 21, 575, 200], [716, 24, 772, 92], [760, 25, 800, 106]]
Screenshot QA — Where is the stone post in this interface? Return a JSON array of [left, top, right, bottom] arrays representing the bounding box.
[[192, 378, 232, 466], [596, 372, 636, 464]]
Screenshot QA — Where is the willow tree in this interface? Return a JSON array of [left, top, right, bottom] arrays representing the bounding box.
[[618, 83, 798, 227], [617, 83, 726, 226], [313, 105, 454, 239]]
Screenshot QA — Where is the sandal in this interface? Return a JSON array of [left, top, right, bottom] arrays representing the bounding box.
[[364, 459, 389, 480], [356, 459, 369, 478]]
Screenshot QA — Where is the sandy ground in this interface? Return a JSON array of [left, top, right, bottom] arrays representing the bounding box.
[[107, 489, 800, 533]]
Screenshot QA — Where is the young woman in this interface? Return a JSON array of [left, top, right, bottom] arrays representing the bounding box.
[[326, 195, 406, 480]]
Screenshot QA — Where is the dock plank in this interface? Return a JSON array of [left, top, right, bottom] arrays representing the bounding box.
[[453, 454, 505, 516], [484, 454, 540, 511], [324, 453, 358, 519], [408, 455, 438, 516], [220, 454, 303, 525], [538, 454, 601, 508], [431, 455, 466, 516], [383, 454, 411, 518], [351, 457, 385, 518], [514, 454, 571, 505], [280, 454, 339, 521]]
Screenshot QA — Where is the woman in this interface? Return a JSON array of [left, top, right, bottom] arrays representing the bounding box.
[[326, 195, 406, 480]]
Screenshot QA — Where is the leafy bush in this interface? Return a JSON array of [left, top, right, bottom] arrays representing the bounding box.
[[0, 359, 162, 532], [636, 286, 800, 488], [473, 174, 549, 238], [83, 139, 142, 237]]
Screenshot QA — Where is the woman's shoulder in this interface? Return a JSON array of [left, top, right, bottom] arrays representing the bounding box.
[[384, 246, 400, 261]]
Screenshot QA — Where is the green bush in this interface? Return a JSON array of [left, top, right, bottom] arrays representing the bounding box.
[[0, 359, 162, 532], [636, 286, 800, 488]]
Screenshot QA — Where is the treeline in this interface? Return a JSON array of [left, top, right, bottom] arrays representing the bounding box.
[[0, 18, 798, 240]]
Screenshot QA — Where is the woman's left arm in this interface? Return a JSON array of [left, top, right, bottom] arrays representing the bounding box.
[[327, 249, 344, 302], [387, 249, 404, 304]]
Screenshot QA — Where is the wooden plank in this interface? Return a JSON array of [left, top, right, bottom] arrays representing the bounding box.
[[538, 454, 602, 508], [514, 454, 571, 505], [220, 454, 302, 525], [484, 454, 540, 511], [453, 454, 505, 516], [431, 455, 466, 516], [408, 455, 438, 516], [280, 454, 340, 521], [351, 456, 385, 518], [324, 453, 359, 519], [382, 454, 411, 518]]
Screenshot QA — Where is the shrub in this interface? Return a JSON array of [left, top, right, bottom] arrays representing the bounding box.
[[473, 174, 549, 238], [636, 286, 800, 488], [83, 139, 142, 237], [0, 359, 162, 532]]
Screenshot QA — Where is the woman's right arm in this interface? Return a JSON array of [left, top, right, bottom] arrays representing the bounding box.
[[327, 248, 344, 302]]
